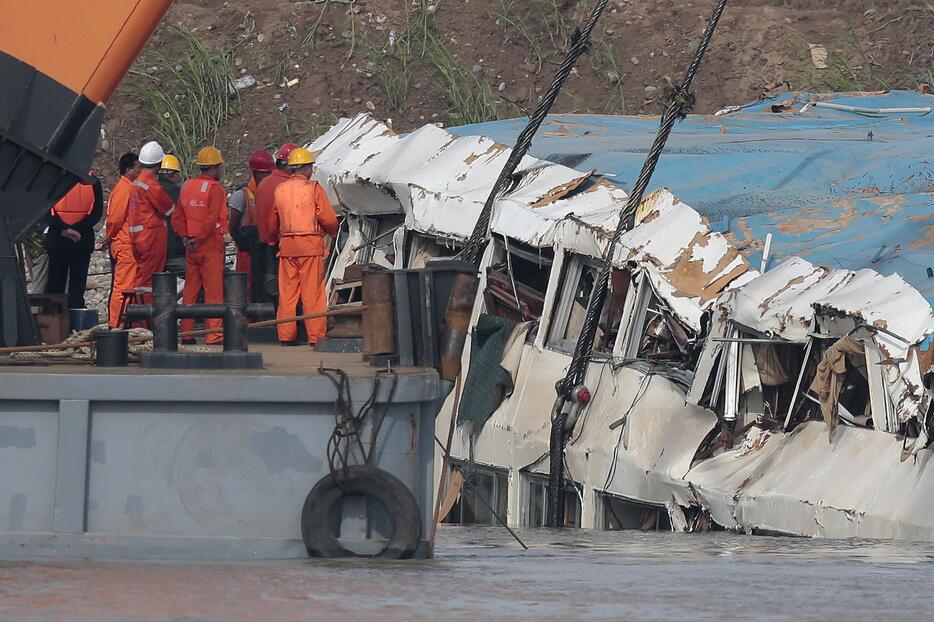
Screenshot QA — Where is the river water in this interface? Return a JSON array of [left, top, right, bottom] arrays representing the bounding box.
[[2, 526, 933, 621]]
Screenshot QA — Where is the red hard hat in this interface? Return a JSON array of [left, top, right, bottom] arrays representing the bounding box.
[[274, 143, 300, 162], [248, 150, 275, 172]]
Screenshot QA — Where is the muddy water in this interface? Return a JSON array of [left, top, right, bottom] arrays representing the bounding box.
[[2, 526, 934, 621]]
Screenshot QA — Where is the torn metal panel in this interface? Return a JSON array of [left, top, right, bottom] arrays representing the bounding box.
[[490, 182, 625, 256], [815, 269, 933, 359], [435, 336, 716, 524], [687, 422, 934, 541], [406, 150, 592, 241], [307, 113, 592, 239], [309, 113, 400, 214], [727, 256, 842, 340], [719, 255, 933, 422], [611, 189, 752, 332], [565, 363, 717, 508]]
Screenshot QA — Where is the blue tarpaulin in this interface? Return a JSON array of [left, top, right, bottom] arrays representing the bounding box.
[[451, 91, 934, 303]]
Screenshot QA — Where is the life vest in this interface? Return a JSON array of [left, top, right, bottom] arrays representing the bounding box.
[[51, 182, 94, 225], [179, 176, 223, 238], [241, 186, 257, 227], [276, 177, 322, 237]]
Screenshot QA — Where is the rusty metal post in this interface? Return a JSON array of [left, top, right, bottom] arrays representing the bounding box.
[[362, 270, 396, 356], [438, 272, 480, 382], [223, 272, 249, 353], [151, 272, 178, 352]]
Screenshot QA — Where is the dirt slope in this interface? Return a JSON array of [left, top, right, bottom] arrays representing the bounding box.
[[96, 0, 932, 186]]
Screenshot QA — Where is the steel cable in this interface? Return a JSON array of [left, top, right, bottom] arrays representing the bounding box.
[[459, 0, 613, 266], [548, 0, 729, 528]]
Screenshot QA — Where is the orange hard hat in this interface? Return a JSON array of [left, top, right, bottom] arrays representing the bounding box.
[[160, 154, 182, 172], [287, 147, 316, 166], [195, 146, 224, 167]]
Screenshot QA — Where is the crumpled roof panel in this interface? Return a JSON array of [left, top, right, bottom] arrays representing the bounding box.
[[722, 254, 933, 421], [453, 91, 934, 303], [490, 180, 624, 256], [308, 113, 592, 238], [612, 189, 751, 331]]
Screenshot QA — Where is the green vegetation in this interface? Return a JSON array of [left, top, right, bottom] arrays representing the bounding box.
[[590, 39, 627, 114], [129, 26, 238, 176], [536, 0, 571, 52], [300, 0, 331, 50], [367, 0, 504, 124], [811, 6, 934, 94], [423, 33, 502, 125], [495, 0, 546, 72], [306, 113, 341, 142], [368, 44, 412, 111]]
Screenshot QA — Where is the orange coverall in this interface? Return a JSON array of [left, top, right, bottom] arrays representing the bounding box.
[[269, 174, 338, 344], [173, 175, 227, 344], [254, 168, 290, 244], [128, 168, 175, 293], [105, 175, 138, 327]]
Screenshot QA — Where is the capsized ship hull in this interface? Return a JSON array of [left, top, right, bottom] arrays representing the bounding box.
[[310, 90, 934, 540]]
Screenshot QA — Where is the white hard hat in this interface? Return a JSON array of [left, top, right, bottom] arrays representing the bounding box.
[[139, 141, 165, 165]]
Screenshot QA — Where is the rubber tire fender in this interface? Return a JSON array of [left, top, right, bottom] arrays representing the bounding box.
[[301, 465, 422, 559]]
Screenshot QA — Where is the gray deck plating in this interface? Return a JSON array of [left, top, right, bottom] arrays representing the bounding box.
[[0, 350, 441, 560]]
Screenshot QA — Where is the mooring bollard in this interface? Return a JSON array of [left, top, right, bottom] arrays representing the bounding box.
[[126, 271, 274, 368]]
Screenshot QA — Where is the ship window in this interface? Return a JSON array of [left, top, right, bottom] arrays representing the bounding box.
[[547, 254, 625, 353], [525, 473, 581, 528], [352, 214, 404, 267], [618, 275, 692, 364], [704, 326, 816, 429], [441, 462, 509, 526], [484, 238, 550, 321], [602, 268, 631, 351], [408, 233, 462, 268], [601, 494, 671, 531]]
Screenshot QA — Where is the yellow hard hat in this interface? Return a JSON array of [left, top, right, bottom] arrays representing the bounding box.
[[287, 147, 316, 166], [160, 154, 182, 172], [195, 146, 224, 167]]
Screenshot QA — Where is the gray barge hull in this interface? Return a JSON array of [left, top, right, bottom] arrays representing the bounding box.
[[0, 348, 440, 559]]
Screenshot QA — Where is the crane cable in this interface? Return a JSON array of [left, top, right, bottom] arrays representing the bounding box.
[[547, 0, 730, 529], [459, 0, 614, 266]]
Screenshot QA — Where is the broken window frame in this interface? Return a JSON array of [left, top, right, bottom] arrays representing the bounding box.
[[863, 340, 898, 433], [545, 252, 626, 355], [441, 460, 509, 526], [353, 215, 404, 267], [598, 493, 672, 532], [617, 271, 689, 362], [406, 232, 462, 267], [709, 322, 814, 427], [482, 236, 552, 322], [523, 472, 582, 528], [617, 272, 654, 359], [547, 253, 601, 353]]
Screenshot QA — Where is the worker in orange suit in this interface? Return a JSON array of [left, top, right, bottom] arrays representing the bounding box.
[[228, 150, 275, 299], [172, 146, 227, 345], [128, 141, 175, 294], [269, 147, 338, 346], [255, 143, 298, 245], [101, 152, 142, 327]]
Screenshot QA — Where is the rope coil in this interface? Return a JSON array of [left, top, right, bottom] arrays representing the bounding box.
[[319, 365, 398, 480]]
